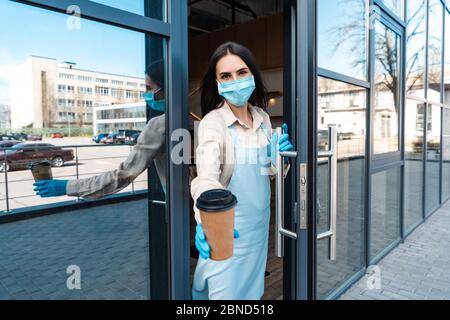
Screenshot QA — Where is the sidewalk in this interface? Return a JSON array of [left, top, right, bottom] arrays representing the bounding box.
[[340, 200, 450, 300]]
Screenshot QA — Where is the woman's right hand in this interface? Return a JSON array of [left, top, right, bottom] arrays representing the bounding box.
[[33, 180, 69, 198], [195, 224, 240, 260]]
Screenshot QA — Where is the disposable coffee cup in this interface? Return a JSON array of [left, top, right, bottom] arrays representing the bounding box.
[[29, 161, 53, 182], [196, 189, 237, 261]]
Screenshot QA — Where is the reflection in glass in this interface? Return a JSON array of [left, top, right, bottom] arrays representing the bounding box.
[[404, 99, 424, 231], [89, 0, 165, 20], [0, 0, 168, 300], [426, 105, 442, 215], [373, 21, 400, 154], [406, 0, 426, 97], [380, 0, 405, 19], [318, 0, 368, 80], [370, 167, 401, 259], [316, 77, 366, 299], [442, 108, 450, 200], [428, 0, 443, 102], [445, 11, 450, 105]]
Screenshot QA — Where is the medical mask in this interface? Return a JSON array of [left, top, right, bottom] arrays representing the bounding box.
[[217, 75, 256, 108], [144, 90, 166, 112]]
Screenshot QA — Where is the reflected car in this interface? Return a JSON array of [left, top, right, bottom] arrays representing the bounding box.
[[0, 140, 21, 149], [0, 135, 16, 142], [50, 133, 64, 139], [27, 134, 43, 141], [12, 133, 28, 141], [128, 132, 141, 145], [117, 129, 141, 144], [102, 132, 120, 144], [92, 133, 108, 144], [0, 143, 74, 172]]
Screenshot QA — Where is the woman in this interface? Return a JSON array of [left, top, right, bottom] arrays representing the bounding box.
[[33, 60, 167, 199], [191, 42, 294, 300]]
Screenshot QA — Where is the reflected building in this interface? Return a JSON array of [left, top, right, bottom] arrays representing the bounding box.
[[93, 102, 147, 135], [9, 56, 146, 130], [0, 104, 11, 129]]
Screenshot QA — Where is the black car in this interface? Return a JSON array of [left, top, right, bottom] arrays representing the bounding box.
[[117, 129, 141, 144], [128, 132, 141, 144], [0, 135, 16, 142], [12, 133, 28, 141]]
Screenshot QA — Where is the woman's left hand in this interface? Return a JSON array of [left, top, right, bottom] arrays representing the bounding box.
[[278, 123, 294, 152], [269, 123, 294, 164]]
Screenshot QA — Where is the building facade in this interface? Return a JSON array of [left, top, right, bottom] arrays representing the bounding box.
[[9, 56, 146, 130], [0, 104, 11, 129]]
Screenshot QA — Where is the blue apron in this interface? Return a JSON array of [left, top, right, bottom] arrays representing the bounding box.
[[192, 122, 272, 300]]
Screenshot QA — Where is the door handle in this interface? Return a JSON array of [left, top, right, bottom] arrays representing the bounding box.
[[275, 127, 298, 258], [317, 126, 337, 261]]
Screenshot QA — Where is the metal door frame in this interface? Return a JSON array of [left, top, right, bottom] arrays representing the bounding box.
[[9, 0, 190, 300]]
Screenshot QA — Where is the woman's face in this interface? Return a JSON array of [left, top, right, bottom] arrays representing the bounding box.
[[145, 75, 164, 100], [215, 54, 253, 84]]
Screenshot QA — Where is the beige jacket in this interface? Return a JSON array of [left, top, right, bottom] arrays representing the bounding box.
[[66, 115, 166, 198], [191, 101, 288, 223]]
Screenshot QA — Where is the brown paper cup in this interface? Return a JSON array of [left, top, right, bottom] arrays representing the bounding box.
[[196, 189, 238, 261], [30, 161, 53, 182], [200, 208, 235, 261]]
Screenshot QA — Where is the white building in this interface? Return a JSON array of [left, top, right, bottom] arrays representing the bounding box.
[[0, 104, 11, 129], [93, 102, 147, 136], [9, 56, 146, 130]]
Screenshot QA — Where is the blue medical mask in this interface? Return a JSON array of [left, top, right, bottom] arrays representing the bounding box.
[[144, 90, 165, 112], [217, 75, 256, 108]]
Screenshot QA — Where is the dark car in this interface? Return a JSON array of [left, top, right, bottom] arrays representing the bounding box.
[[128, 132, 141, 145], [0, 135, 16, 142], [12, 133, 28, 141], [117, 129, 141, 144], [0, 140, 21, 149], [92, 133, 108, 144], [0, 143, 74, 172], [27, 133, 43, 141], [102, 132, 120, 144]]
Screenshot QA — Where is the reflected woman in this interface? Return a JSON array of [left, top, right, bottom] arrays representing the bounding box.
[[33, 60, 167, 199]]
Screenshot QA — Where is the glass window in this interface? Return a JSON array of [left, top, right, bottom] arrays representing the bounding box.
[[428, 0, 444, 102], [445, 11, 450, 105], [317, 0, 368, 80], [316, 77, 366, 299], [380, 0, 405, 19], [0, 0, 167, 299], [406, 0, 427, 98], [370, 167, 401, 259], [89, 0, 166, 20], [426, 105, 442, 214], [404, 99, 424, 231], [373, 21, 400, 154], [442, 108, 450, 200]]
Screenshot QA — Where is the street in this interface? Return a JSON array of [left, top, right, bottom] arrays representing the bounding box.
[[0, 137, 148, 213]]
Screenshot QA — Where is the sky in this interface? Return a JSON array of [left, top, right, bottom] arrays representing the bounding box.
[[0, 0, 151, 104]]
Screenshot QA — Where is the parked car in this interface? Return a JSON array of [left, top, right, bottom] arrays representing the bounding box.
[[117, 129, 141, 144], [0, 143, 74, 172], [101, 132, 120, 144], [27, 133, 42, 141], [0, 140, 21, 149], [50, 132, 64, 139], [12, 133, 28, 141], [128, 132, 141, 145], [92, 133, 108, 144], [0, 135, 16, 142]]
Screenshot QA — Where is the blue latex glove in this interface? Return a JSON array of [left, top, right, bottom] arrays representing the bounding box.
[[269, 123, 294, 164], [33, 180, 68, 198], [195, 224, 240, 260]]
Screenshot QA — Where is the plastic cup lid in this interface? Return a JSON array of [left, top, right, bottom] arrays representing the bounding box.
[[196, 189, 237, 212]]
